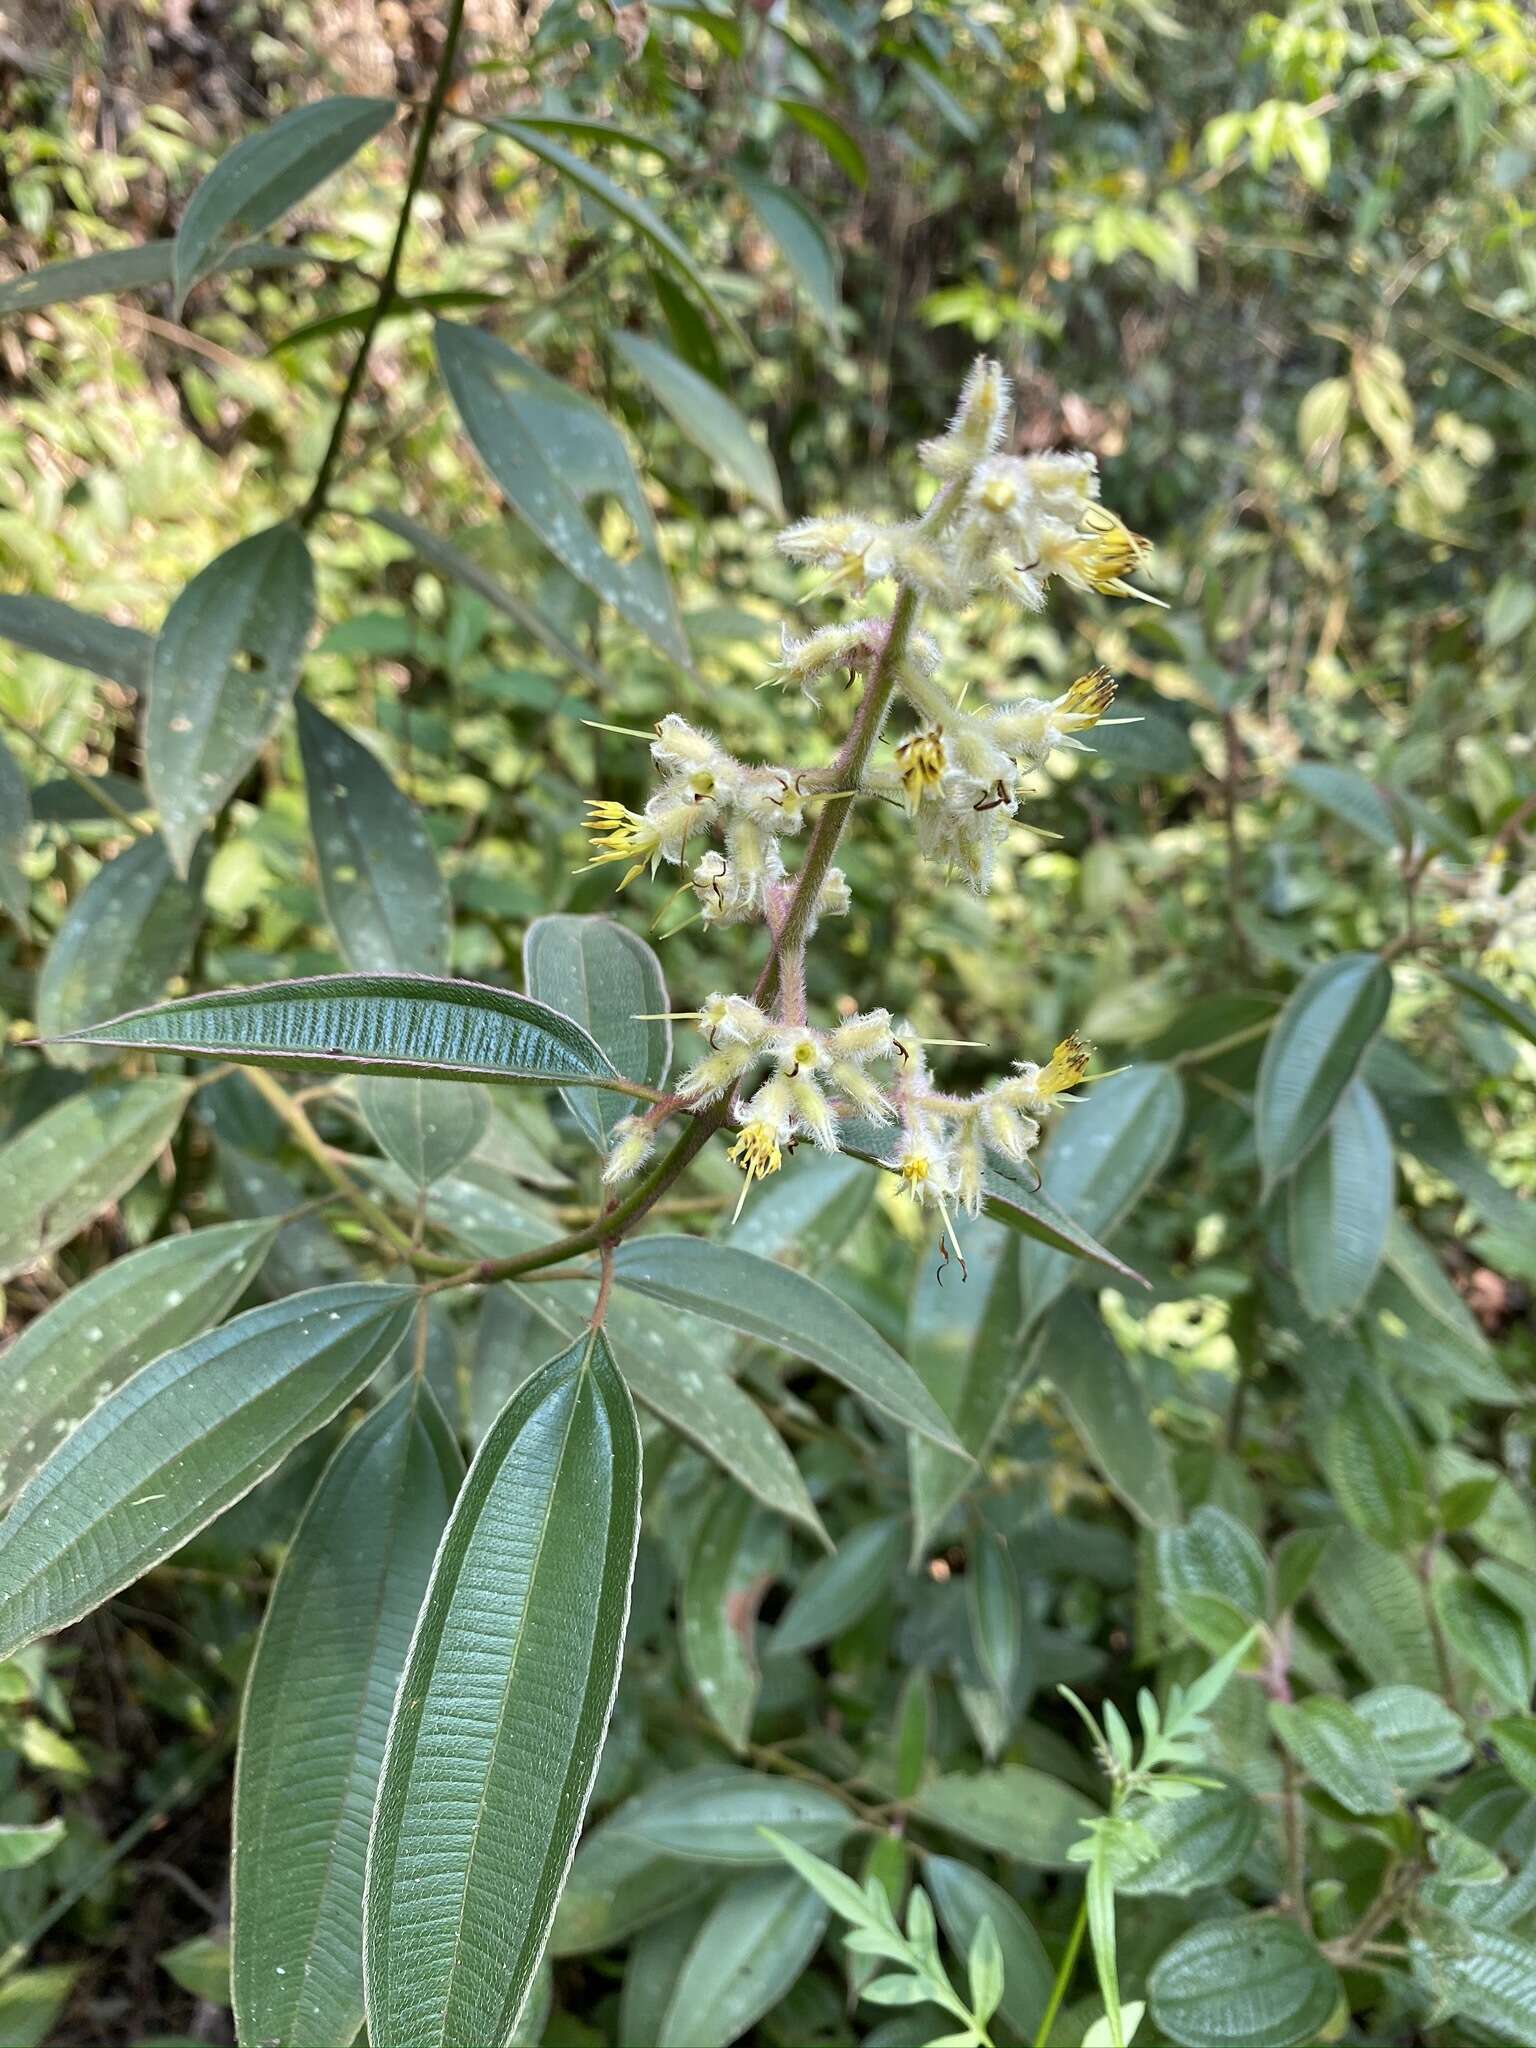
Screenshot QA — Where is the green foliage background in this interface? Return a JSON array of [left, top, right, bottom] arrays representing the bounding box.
[[1, 1, 1535, 2043]]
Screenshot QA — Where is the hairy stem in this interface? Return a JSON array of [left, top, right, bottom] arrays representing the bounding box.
[[298, 0, 468, 528], [417, 581, 925, 1294]]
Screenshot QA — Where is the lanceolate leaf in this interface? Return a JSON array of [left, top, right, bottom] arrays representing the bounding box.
[[1287, 1076, 1394, 1320], [36, 832, 208, 1065], [147, 524, 315, 874], [771, 1517, 906, 1656], [906, 1214, 1032, 1556], [487, 122, 730, 330], [0, 1078, 191, 1283], [0, 236, 315, 319], [656, 1871, 828, 2048], [1017, 1065, 1184, 1319], [682, 1483, 786, 1750], [358, 1074, 490, 1186], [296, 698, 451, 974], [0, 732, 31, 930], [47, 972, 628, 1090], [436, 323, 689, 665], [608, 1767, 854, 1865], [505, 1280, 826, 1538], [1255, 953, 1392, 1189], [735, 174, 841, 329], [924, 1856, 1053, 2042], [366, 509, 609, 690], [611, 331, 784, 514], [174, 97, 396, 309], [1038, 1296, 1179, 1527], [0, 594, 153, 692], [1440, 963, 1536, 1049], [523, 913, 671, 1149], [910, 1766, 1098, 1869], [364, 1329, 641, 2048], [837, 1118, 1146, 1286], [0, 1283, 414, 1660], [233, 1379, 463, 2048], [611, 1236, 963, 1449], [0, 1218, 280, 1507]]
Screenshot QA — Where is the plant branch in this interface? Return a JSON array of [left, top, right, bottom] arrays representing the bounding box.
[[298, 0, 469, 528]]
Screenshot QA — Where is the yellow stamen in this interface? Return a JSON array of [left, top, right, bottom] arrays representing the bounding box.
[[894, 728, 947, 811], [1039, 1032, 1092, 1097], [728, 1120, 784, 1219], [1057, 665, 1116, 730]]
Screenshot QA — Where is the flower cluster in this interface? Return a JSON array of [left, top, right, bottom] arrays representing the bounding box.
[[631, 994, 1092, 1248], [582, 714, 850, 931], [582, 357, 1150, 1239]]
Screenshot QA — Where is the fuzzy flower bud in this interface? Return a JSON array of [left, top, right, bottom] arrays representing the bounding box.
[[777, 516, 897, 590], [601, 1115, 656, 1186], [917, 357, 1011, 478]]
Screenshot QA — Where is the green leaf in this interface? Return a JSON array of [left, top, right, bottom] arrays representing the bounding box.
[[1486, 1718, 1536, 1795], [487, 122, 731, 333], [1321, 1372, 1428, 1551], [1286, 762, 1400, 849], [905, 1215, 1030, 1553], [366, 508, 609, 690], [1439, 964, 1536, 1049], [1355, 1684, 1472, 1793], [682, 1484, 785, 1750], [36, 832, 207, 1066], [0, 732, 30, 931], [774, 97, 869, 186], [1254, 953, 1391, 1189], [0, 1818, 66, 1872], [612, 331, 784, 514], [1269, 1696, 1396, 1815], [968, 1531, 1023, 1707], [1287, 1078, 1393, 1320], [924, 1856, 1052, 2040], [1412, 1925, 1536, 2041], [1158, 1507, 1267, 1655], [504, 1280, 825, 1537], [296, 698, 450, 974], [436, 322, 689, 665], [0, 1078, 190, 1283], [771, 1517, 906, 1656], [736, 173, 841, 329], [1149, 1917, 1340, 2048], [1436, 1575, 1534, 1712], [553, 1833, 715, 1960], [0, 236, 314, 318], [1115, 1778, 1261, 1896], [1019, 1066, 1183, 1319], [1038, 1296, 1179, 1527], [0, 1968, 76, 2048], [0, 1283, 414, 1659], [841, 1116, 1147, 1284], [0, 593, 153, 691], [364, 1328, 640, 2048], [147, 523, 315, 873], [0, 1217, 279, 1507], [233, 1378, 462, 2048], [159, 1935, 231, 2005], [611, 1236, 962, 1449], [1309, 1529, 1437, 1689], [358, 1075, 490, 1187], [609, 1766, 854, 1865], [910, 1767, 1098, 1869], [48, 971, 626, 1090], [726, 1148, 873, 1266], [523, 912, 671, 1150], [656, 1871, 828, 2048], [174, 97, 396, 310]]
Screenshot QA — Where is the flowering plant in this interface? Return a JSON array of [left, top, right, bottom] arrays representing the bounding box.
[[587, 358, 1158, 1272]]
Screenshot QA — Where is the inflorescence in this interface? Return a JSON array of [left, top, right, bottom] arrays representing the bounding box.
[[585, 358, 1161, 1262]]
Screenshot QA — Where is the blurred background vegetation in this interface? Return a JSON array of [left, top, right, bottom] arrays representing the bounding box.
[[1, 0, 1534, 2041]]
